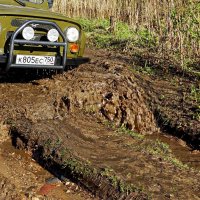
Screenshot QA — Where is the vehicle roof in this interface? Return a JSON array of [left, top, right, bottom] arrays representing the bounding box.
[[0, 1, 81, 28], [0, 0, 48, 9]]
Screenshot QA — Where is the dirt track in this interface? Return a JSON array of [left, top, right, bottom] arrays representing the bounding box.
[[0, 48, 199, 199]]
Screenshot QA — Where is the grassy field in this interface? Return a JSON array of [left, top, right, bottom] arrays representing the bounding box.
[[53, 0, 200, 71]]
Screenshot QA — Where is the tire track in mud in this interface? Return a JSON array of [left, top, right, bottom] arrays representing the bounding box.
[[0, 54, 200, 199]]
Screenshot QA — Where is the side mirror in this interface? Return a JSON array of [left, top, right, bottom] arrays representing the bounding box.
[[48, 0, 54, 8]]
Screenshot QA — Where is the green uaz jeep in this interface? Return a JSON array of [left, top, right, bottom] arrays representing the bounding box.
[[0, 0, 89, 72]]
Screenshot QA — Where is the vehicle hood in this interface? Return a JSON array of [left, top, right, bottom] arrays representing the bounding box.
[[0, 3, 81, 28]]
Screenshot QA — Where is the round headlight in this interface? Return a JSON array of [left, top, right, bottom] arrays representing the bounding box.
[[66, 27, 79, 42], [47, 29, 59, 42], [22, 26, 34, 40]]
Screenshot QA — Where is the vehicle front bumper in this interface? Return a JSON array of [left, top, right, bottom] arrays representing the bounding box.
[[0, 55, 90, 70]]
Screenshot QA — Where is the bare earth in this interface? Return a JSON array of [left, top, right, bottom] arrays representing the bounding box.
[[0, 48, 199, 200], [0, 123, 96, 200]]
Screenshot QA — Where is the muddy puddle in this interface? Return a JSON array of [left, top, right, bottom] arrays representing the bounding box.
[[0, 138, 96, 200]]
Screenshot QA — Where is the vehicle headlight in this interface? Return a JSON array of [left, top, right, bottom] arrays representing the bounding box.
[[47, 29, 59, 42], [66, 27, 79, 42], [22, 26, 34, 40]]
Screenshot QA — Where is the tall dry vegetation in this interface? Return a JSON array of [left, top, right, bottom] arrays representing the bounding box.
[[53, 0, 200, 68]]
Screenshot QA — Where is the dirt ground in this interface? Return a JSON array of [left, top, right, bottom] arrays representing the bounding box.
[[0, 123, 97, 200], [0, 48, 199, 199]]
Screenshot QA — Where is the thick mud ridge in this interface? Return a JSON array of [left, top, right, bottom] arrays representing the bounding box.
[[0, 60, 158, 134], [0, 50, 200, 199], [92, 49, 200, 148]]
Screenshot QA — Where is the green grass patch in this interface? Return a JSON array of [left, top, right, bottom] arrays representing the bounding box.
[[117, 125, 145, 140], [100, 167, 146, 195], [143, 140, 189, 169], [78, 17, 199, 74], [102, 121, 189, 169], [190, 85, 200, 120], [78, 18, 158, 50], [191, 85, 200, 104]]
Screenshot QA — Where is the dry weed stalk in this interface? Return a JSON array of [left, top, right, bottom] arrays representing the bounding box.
[[53, 0, 200, 66]]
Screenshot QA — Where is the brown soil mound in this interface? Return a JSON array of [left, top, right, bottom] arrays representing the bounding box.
[[0, 60, 158, 135], [104, 49, 200, 148]]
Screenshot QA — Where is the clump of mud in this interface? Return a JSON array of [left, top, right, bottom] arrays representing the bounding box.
[[35, 60, 158, 135]]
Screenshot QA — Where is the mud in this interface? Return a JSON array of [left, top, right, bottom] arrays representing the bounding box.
[[147, 133, 200, 169], [0, 125, 96, 200], [0, 60, 158, 135], [0, 48, 200, 199], [108, 50, 200, 148]]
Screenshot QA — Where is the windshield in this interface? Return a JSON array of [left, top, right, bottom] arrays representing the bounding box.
[[24, 0, 53, 8], [23, 0, 44, 4]]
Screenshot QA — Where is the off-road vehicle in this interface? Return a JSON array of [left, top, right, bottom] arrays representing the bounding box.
[[0, 0, 89, 72]]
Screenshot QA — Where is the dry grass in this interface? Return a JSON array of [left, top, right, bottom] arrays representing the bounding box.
[[53, 0, 200, 68]]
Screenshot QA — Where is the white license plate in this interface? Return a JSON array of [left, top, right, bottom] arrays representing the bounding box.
[[16, 55, 55, 66]]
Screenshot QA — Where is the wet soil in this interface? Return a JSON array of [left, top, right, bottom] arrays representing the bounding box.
[[104, 49, 200, 149], [86, 48, 200, 148], [0, 48, 199, 199], [0, 124, 96, 200]]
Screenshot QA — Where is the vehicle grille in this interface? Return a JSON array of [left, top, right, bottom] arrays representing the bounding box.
[[11, 19, 53, 31], [7, 31, 45, 41]]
